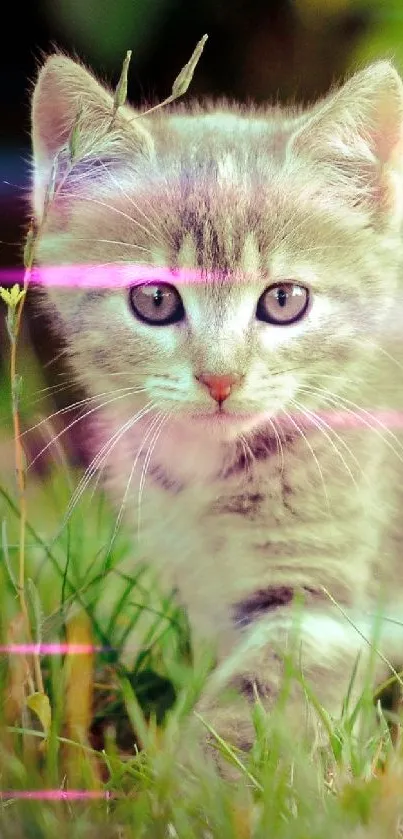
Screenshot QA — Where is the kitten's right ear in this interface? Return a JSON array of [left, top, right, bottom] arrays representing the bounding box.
[[31, 54, 154, 220], [287, 61, 403, 229]]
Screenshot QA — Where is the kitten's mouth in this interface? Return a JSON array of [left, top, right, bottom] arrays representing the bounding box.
[[192, 407, 266, 425], [187, 406, 276, 440], [194, 408, 246, 420]]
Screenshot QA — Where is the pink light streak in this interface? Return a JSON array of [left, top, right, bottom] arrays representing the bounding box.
[[282, 409, 403, 430], [1, 264, 216, 289], [0, 790, 113, 800], [0, 644, 105, 655], [33, 264, 176, 288]]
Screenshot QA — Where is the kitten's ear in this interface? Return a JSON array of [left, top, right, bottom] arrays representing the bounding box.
[[289, 61, 403, 228], [31, 54, 154, 219]]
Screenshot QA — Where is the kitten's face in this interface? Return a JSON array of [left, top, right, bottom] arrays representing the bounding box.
[[31, 58, 403, 446]]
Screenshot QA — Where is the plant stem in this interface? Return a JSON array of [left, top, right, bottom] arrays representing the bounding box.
[[9, 292, 44, 696]]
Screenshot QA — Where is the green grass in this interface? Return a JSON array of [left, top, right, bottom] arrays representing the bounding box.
[[1, 345, 403, 838]]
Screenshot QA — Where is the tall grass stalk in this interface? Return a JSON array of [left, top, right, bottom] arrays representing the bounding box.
[[1, 243, 44, 696]]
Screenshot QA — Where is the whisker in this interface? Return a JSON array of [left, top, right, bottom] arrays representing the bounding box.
[[137, 412, 170, 533], [97, 160, 175, 246], [298, 384, 403, 466], [68, 402, 155, 514], [56, 401, 156, 540], [30, 380, 82, 405], [239, 433, 255, 471], [292, 397, 364, 477], [361, 337, 403, 376], [30, 372, 143, 406], [266, 416, 285, 476], [70, 257, 156, 284], [280, 408, 330, 513], [26, 387, 146, 470], [24, 387, 134, 436], [42, 348, 70, 369], [107, 409, 165, 553], [290, 398, 361, 492], [59, 193, 169, 251], [72, 237, 153, 255]]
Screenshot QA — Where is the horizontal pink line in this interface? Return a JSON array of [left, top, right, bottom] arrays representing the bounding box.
[[0, 644, 105, 655], [0, 790, 113, 800], [286, 409, 403, 430], [2, 264, 222, 288]]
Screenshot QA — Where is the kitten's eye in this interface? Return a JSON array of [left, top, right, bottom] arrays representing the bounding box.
[[129, 282, 185, 326], [256, 282, 310, 325]]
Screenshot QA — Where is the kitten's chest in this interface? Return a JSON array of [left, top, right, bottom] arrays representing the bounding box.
[[125, 455, 352, 627], [101, 419, 388, 638], [130, 471, 281, 636]]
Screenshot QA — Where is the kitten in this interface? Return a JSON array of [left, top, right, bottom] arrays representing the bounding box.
[[30, 54, 403, 750]]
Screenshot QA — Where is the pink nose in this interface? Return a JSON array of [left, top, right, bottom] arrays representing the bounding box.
[[197, 373, 240, 404]]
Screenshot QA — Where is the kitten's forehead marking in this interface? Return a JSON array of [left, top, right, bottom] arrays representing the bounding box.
[[153, 231, 263, 285]]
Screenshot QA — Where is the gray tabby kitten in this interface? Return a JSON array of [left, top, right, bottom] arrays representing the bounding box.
[[31, 54, 403, 749]]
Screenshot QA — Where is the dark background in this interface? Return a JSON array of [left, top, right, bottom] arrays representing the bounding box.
[[0, 0, 402, 452]]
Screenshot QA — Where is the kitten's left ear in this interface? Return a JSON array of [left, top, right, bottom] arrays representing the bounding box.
[[289, 61, 403, 228], [31, 54, 155, 222]]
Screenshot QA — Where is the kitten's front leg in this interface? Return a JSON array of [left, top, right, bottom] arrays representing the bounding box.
[[195, 608, 402, 758]]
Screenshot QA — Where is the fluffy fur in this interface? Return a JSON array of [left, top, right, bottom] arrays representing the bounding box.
[[30, 54, 403, 748]]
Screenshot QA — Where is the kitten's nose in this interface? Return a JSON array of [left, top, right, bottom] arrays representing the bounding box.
[[197, 373, 241, 404]]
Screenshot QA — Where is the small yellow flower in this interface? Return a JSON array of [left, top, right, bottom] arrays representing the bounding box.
[[0, 284, 26, 308]]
